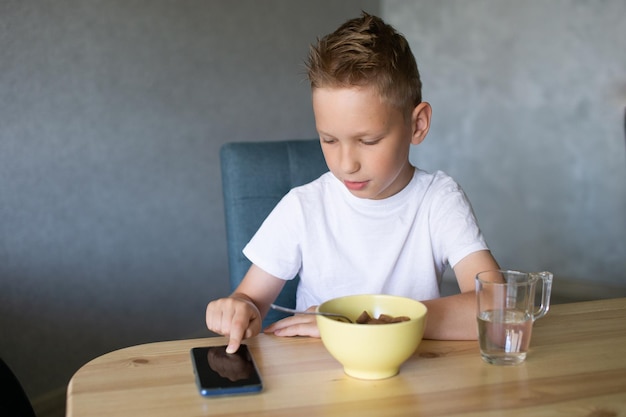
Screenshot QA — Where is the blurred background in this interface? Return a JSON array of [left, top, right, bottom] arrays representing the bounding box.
[[1, 1, 624, 416]]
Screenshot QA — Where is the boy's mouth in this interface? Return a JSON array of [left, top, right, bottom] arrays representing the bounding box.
[[344, 180, 369, 191]]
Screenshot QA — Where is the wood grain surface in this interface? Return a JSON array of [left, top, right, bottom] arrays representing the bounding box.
[[67, 298, 626, 416]]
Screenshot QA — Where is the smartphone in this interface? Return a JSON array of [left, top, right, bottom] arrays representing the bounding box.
[[190, 344, 263, 397]]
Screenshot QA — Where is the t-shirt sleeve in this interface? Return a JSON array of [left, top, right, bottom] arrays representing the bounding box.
[[242, 191, 303, 281], [429, 177, 489, 268]]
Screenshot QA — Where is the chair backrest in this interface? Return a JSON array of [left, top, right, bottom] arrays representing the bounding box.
[[0, 358, 37, 417], [220, 139, 328, 327]]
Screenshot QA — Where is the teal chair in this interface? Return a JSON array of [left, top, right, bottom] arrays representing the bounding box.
[[220, 140, 328, 328]]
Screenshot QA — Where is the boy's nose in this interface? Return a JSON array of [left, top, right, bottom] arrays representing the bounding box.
[[339, 145, 360, 174]]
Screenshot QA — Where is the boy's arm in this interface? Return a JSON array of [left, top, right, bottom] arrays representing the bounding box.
[[206, 264, 285, 353], [421, 250, 499, 340], [234, 264, 287, 318]]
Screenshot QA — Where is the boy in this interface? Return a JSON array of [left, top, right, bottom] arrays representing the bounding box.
[[206, 12, 499, 354]]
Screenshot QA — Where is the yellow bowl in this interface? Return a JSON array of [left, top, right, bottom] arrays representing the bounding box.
[[316, 294, 428, 380]]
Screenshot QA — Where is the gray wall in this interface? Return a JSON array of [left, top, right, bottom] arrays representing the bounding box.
[[0, 0, 377, 404], [385, 1, 626, 283]]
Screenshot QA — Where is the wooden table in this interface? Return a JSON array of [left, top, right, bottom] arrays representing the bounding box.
[[67, 298, 626, 416]]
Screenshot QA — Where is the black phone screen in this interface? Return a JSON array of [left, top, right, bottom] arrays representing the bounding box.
[[190, 344, 263, 397]]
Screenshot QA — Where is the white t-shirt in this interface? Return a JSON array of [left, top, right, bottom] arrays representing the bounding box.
[[243, 169, 488, 311]]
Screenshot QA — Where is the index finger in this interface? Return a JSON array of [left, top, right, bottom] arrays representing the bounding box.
[[226, 329, 243, 354], [225, 309, 251, 354]]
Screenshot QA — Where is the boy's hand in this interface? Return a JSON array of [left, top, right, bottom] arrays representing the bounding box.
[[263, 305, 321, 338], [206, 296, 262, 353]]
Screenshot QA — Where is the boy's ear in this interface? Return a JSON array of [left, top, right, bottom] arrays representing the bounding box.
[[411, 102, 432, 146]]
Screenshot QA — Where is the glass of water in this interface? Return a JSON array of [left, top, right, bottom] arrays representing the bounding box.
[[476, 270, 553, 365]]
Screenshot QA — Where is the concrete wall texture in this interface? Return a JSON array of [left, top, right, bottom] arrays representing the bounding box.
[[385, 1, 626, 281], [1, 0, 624, 407]]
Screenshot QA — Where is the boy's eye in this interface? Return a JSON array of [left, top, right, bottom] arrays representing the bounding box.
[[320, 137, 337, 144], [360, 138, 382, 145]]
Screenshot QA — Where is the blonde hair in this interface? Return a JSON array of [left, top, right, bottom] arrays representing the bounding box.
[[306, 12, 422, 115]]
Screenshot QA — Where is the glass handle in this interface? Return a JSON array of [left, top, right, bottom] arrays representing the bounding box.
[[533, 271, 553, 320]]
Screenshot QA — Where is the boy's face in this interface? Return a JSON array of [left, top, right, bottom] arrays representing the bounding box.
[[313, 86, 424, 200]]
